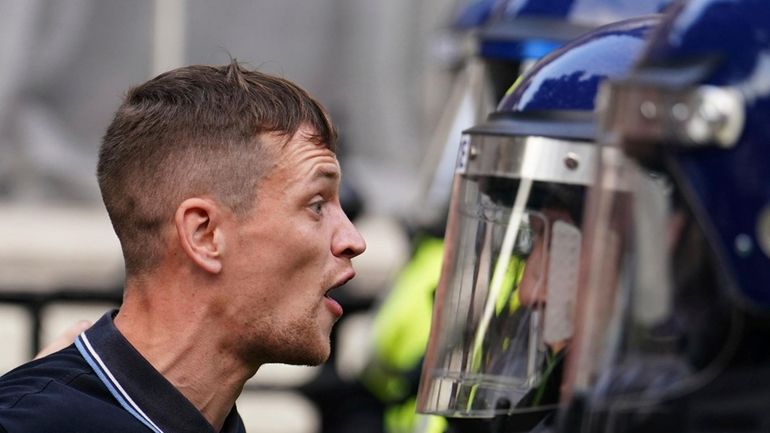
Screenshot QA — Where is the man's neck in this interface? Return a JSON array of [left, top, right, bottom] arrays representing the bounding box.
[[114, 278, 258, 432]]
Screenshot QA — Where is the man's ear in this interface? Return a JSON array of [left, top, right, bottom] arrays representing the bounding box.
[[174, 197, 227, 274]]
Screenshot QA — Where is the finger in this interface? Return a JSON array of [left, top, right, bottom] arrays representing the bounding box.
[[34, 320, 93, 360]]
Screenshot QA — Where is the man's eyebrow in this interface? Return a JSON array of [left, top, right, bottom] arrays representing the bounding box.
[[312, 166, 340, 181]]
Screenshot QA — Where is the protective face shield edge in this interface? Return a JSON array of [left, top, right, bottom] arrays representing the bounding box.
[[417, 130, 597, 418]]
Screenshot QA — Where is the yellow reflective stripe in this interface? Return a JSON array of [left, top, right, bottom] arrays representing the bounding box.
[[371, 237, 444, 370], [507, 258, 525, 313], [384, 398, 447, 433], [472, 256, 526, 373], [504, 74, 525, 97], [494, 256, 525, 316]]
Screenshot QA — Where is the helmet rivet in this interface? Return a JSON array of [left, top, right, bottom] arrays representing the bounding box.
[[640, 101, 658, 119], [735, 233, 754, 257], [672, 103, 690, 121], [698, 100, 726, 125], [564, 153, 580, 170], [469, 144, 479, 160]]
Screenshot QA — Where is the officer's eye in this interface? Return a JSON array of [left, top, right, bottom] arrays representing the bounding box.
[[514, 225, 534, 257]]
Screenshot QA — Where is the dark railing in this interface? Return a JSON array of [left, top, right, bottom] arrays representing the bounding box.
[[0, 287, 123, 358]]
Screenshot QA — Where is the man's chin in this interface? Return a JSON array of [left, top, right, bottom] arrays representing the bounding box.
[[283, 351, 329, 367], [275, 341, 331, 366]]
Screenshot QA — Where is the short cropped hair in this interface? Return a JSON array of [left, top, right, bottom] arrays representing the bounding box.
[[98, 61, 337, 275]]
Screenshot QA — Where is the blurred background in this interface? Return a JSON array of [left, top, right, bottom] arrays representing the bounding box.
[[0, 0, 465, 432]]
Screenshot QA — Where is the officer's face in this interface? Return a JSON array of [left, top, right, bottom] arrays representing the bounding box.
[[518, 208, 575, 306], [518, 207, 578, 352]]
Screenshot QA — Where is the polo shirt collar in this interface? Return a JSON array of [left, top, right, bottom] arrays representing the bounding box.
[[75, 310, 244, 433]]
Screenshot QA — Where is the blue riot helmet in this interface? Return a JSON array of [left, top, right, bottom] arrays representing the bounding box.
[[481, 0, 672, 64], [451, 0, 499, 31], [559, 1, 770, 432], [416, 0, 672, 233], [423, 0, 674, 210], [415, 16, 660, 425], [480, 0, 577, 74]]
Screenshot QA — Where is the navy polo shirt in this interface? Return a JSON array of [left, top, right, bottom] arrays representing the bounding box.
[[0, 311, 246, 433]]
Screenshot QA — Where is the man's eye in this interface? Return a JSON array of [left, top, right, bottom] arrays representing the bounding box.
[[310, 201, 324, 215]]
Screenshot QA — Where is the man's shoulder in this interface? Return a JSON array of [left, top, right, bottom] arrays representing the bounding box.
[[0, 345, 94, 407], [0, 345, 144, 432]]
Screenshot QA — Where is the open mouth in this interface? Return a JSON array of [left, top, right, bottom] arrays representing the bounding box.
[[323, 273, 354, 317], [325, 272, 354, 297]]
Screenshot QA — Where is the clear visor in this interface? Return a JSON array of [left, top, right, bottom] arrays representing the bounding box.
[[561, 146, 740, 428], [417, 134, 594, 418]]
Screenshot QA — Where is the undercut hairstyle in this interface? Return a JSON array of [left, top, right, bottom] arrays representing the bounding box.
[[98, 61, 337, 275]]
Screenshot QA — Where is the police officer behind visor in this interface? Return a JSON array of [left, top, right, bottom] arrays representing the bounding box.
[[557, 1, 770, 432], [415, 15, 661, 433]]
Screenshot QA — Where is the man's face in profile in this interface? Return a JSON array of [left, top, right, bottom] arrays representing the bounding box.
[[221, 126, 366, 367]]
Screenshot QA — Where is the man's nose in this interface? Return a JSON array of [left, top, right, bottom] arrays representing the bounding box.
[[332, 209, 366, 259]]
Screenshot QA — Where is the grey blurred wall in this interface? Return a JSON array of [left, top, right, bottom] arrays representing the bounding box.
[[0, 0, 458, 216]]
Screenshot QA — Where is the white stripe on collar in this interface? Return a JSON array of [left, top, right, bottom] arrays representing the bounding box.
[[75, 332, 165, 433]]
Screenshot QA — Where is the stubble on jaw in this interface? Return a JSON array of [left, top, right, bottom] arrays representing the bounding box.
[[232, 304, 332, 368]]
